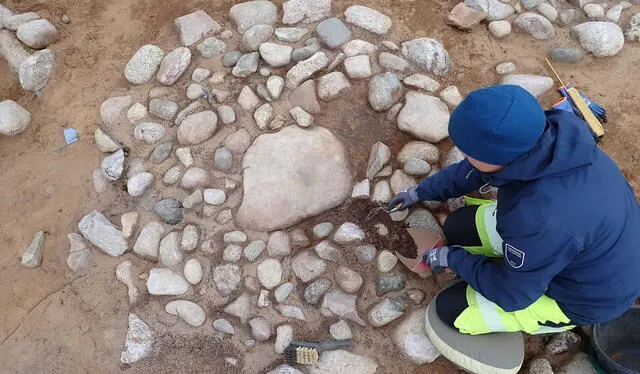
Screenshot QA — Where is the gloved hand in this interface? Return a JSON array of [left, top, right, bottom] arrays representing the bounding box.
[[388, 186, 420, 211], [558, 84, 608, 123], [422, 246, 456, 273]]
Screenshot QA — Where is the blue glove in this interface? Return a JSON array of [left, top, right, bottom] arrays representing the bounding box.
[[422, 246, 454, 274], [388, 186, 420, 211]]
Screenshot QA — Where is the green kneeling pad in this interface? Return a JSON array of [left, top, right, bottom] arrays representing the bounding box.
[[424, 297, 524, 374]]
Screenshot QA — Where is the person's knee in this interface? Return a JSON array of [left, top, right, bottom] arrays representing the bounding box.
[[443, 205, 481, 246], [435, 281, 469, 329]]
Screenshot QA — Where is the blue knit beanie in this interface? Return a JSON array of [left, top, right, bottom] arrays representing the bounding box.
[[448, 85, 547, 166]]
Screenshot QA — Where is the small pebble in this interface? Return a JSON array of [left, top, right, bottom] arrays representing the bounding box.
[[260, 68, 271, 77], [61, 15, 70, 24], [496, 62, 516, 75], [330, 320, 353, 340], [378, 250, 398, 272]]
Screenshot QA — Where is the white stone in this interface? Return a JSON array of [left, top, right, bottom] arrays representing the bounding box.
[[537, 3, 558, 22], [344, 55, 372, 79], [398, 141, 440, 164], [229, 1, 277, 34], [379, 52, 409, 72], [237, 86, 262, 112], [500, 74, 554, 97], [181, 167, 208, 189], [352, 179, 370, 199], [275, 282, 295, 303], [285, 51, 329, 89], [277, 304, 307, 320], [134, 122, 165, 144], [224, 293, 251, 323], [21, 231, 45, 268], [335, 266, 363, 293], [165, 300, 206, 327], [127, 172, 154, 197], [488, 20, 512, 38], [259, 42, 293, 67], [368, 298, 405, 327], [318, 71, 351, 101], [330, 320, 352, 340], [184, 258, 203, 284], [157, 47, 192, 85], [514, 12, 555, 40], [267, 231, 292, 257], [275, 27, 309, 42], [177, 111, 217, 146], [217, 106, 236, 125], [120, 212, 138, 240], [244, 240, 266, 261], [174, 10, 221, 47], [391, 170, 418, 195], [275, 325, 293, 354], [403, 74, 440, 92], [401, 38, 450, 76], [333, 223, 365, 243], [321, 291, 365, 325], [572, 22, 624, 56], [243, 24, 274, 51], [120, 314, 154, 364], [180, 225, 198, 252], [292, 251, 327, 282], [439, 85, 463, 107], [369, 72, 403, 111], [127, 103, 147, 123], [125, 45, 165, 84], [237, 126, 352, 231], [282, 0, 331, 24], [393, 306, 441, 364], [5, 13, 40, 31], [404, 158, 431, 176], [158, 231, 182, 267], [224, 231, 247, 244], [192, 68, 211, 82], [378, 250, 398, 272], [496, 61, 516, 74], [16, 19, 59, 49], [101, 95, 132, 126], [213, 318, 235, 334], [257, 259, 283, 289], [290, 106, 314, 127], [309, 350, 378, 374], [583, 4, 604, 20], [147, 268, 190, 295], [254, 103, 273, 130], [223, 245, 243, 262], [344, 5, 392, 34], [116, 260, 139, 304], [249, 317, 271, 341], [315, 240, 342, 262], [267, 76, 285, 100], [341, 39, 377, 57], [397, 92, 450, 143], [372, 180, 392, 203], [605, 4, 623, 23], [464, 0, 515, 21], [366, 142, 391, 179], [19, 48, 55, 92], [78, 210, 127, 257], [203, 189, 227, 205], [213, 264, 242, 295], [133, 222, 165, 259], [558, 352, 597, 374]]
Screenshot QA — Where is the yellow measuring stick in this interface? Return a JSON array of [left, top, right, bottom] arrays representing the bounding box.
[[544, 59, 605, 138]]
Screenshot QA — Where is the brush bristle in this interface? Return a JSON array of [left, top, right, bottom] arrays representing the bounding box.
[[296, 347, 319, 365]]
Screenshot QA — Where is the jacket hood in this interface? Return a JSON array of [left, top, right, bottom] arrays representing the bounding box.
[[486, 110, 598, 186]]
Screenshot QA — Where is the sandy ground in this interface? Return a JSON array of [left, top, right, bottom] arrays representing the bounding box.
[[0, 0, 638, 373]]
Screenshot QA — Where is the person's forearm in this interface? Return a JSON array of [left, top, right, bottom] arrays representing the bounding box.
[[415, 159, 485, 202]]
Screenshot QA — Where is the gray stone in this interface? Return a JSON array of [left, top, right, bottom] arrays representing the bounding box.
[[217, 106, 236, 125], [398, 92, 450, 142], [292, 37, 322, 62], [267, 76, 285, 100], [393, 306, 440, 364], [275, 27, 309, 42], [78, 210, 127, 257], [489, 20, 512, 38], [254, 103, 274, 130], [537, 3, 557, 22], [128, 103, 147, 123], [344, 55, 372, 79], [66, 233, 92, 273], [335, 266, 363, 293], [276, 305, 306, 320], [407, 209, 444, 237], [282, 0, 331, 24], [165, 300, 206, 327], [213, 264, 242, 295], [313, 223, 334, 239], [21, 231, 45, 268], [147, 268, 189, 295], [214, 147, 233, 170], [224, 128, 252, 153], [292, 251, 327, 282], [401, 38, 450, 76], [557, 352, 597, 374], [304, 278, 332, 304], [92, 168, 108, 193], [17, 19, 59, 49], [0, 100, 30, 136], [275, 325, 293, 354], [317, 71, 351, 101], [222, 50, 242, 66], [376, 273, 407, 295], [606, 4, 624, 23], [500, 74, 554, 97], [308, 350, 378, 374], [94, 129, 120, 153], [257, 258, 283, 289], [157, 47, 191, 85], [238, 126, 351, 231], [153, 198, 183, 225], [237, 86, 261, 112], [19, 48, 55, 92], [372, 181, 392, 203], [101, 95, 132, 126], [333, 223, 365, 243], [159, 231, 183, 266], [175, 147, 193, 167], [133, 222, 165, 259], [344, 5, 392, 34], [186, 84, 203, 100], [229, 1, 277, 34], [116, 261, 138, 304], [149, 99, 178, 121], [192, 68, 211, 82], [249, 317, 271, 341], [232, 52, 260, 77], [181, 225, 199, 252], [223, 231, 247, 243], [275, 282, 294, 303], [378, 250, 398, 272], [286, 51, 329, 89], [443, 146, 465, 168], [572, 22, 624, 56], [529, 358, 554, 374], [127, 172, 154, 197], [406, 289, 426, 305], [351, 179, 370, 199], [264, 232, 290, 258], [134, 122, 166, 144], [125, 44, 165, 84], [223, 244, 243, 262], [259, 42, 293, 67], [382, 40, 399, 50], [321, 291, 365, 325], [120, 314, 154, 364], [0, 30, 30, 77], [390, 170, 417, 195], [627, 13, 640, 41], [366, 142, 390, 180], [464, 0, 515, 21], [289, 79, 321, 113], [175, 10, 221, 47], [368, 72, 403, 111], [182, 189, 203, 209], [404, 158, 431, 176], [120, 212, 138, 239], [315, 240, 342, 262], [290, 106, 314, 127], [521, 0, 544, 8], [514, 13, 555, 40], [243, 240, 266, 261], [224, 293, 251, 324], [316, 17, 352, 48], [177, 111, 217, 146], [550, 47, 583, 63], [546, 331, 581, 354], [213, 318, 235, 334], [495, 61, 516, 74], [181, 167, 208, 190], [583, 4, 604, 20], [5, 13, 40, 31], [330, 320, 352, 340], [378, 52, 409, 72], [342, 39, 377, 57], [355, 245, 377, 262], [150, 142, 173, 164], [290, 228, 310, 248], [398, 141, 440, 163], [368, 298, 405, 327]]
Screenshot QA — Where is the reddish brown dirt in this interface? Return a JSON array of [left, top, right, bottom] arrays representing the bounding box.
[[0, 0, 638, 373]]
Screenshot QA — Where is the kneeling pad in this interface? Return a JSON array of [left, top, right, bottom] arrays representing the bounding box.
[[424, 297, 524, 374]]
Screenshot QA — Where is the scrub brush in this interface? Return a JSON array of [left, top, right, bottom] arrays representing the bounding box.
[[284, 340, 354, 365]]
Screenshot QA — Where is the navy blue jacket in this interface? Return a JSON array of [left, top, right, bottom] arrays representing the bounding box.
[[416, 110, 640, 325]]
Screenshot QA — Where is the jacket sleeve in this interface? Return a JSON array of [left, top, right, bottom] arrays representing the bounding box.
[[446, 222, 579, 312], [415, 159, 486, 202]]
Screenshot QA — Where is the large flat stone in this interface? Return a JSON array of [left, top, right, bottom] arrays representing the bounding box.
[[237, 126, 352, 231]]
